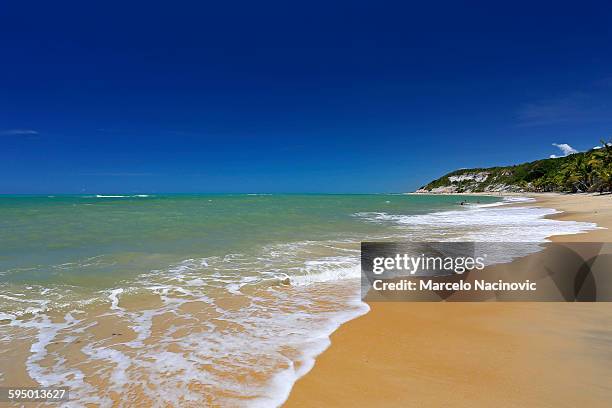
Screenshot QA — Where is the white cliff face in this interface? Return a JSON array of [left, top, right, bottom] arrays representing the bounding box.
[[417, 171, 527, 193], [430, 185, 458, 193], [448, 172, 489, 183]]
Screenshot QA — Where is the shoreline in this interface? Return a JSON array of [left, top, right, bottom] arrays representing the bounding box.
[[284, 193, 612, 407], [2, 193, 609, 405]]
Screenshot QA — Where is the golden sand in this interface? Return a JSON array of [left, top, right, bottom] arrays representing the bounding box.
[[3, 194, 611, 406], [284, 193, 612, 407]]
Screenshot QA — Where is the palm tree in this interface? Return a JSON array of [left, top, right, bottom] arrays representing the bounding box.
[[568, 155, 591, 192], [588, 139, 612, 193], [600, 139, 612, 164]]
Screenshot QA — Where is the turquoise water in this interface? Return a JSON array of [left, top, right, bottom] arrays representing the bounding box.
[[1, 193, 602, 406], [0, 194, 496, 287], [18, 193, 603, 407]]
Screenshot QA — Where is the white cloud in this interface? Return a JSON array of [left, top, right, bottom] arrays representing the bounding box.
[[593, 142, 612, 150], [552, 143, 578, 157], [0, 129, 39, 135]]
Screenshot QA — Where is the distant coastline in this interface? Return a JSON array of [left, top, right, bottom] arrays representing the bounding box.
[[416, 140, 612, 194], [406, 191, 529, 196]]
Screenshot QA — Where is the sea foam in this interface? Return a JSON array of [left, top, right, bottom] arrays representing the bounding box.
[[0, 196, 602, 407]]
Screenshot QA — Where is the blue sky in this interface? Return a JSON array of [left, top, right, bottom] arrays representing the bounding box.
[[2, 0, 612, 193]]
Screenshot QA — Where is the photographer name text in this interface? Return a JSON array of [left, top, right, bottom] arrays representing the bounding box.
[[372, 279, 537, 292]]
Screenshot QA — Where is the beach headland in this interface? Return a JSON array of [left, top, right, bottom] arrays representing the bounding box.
[[284, 193, 612, 407]]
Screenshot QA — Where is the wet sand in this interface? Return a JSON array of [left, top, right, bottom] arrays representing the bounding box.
[[284, 193, 612, 407], [3, 193, 611, 406]]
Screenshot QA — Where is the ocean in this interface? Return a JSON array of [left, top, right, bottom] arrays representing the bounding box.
[[0, 194, 598, 407]]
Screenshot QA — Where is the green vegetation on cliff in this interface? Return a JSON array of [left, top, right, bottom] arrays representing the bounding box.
[[419, 140, 612, 193]]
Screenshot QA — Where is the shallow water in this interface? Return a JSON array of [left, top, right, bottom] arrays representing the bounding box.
[[0, 194, 599, 406]]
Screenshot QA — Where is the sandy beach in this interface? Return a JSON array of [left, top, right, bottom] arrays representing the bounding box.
[[284, 193, 612, 407], [2, 193, 610, 406]]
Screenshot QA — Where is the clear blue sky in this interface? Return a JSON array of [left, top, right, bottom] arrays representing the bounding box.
[[2, 0, 612, 193]]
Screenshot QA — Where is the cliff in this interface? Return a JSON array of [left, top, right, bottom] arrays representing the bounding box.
[[416, 142, 612, 193]]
